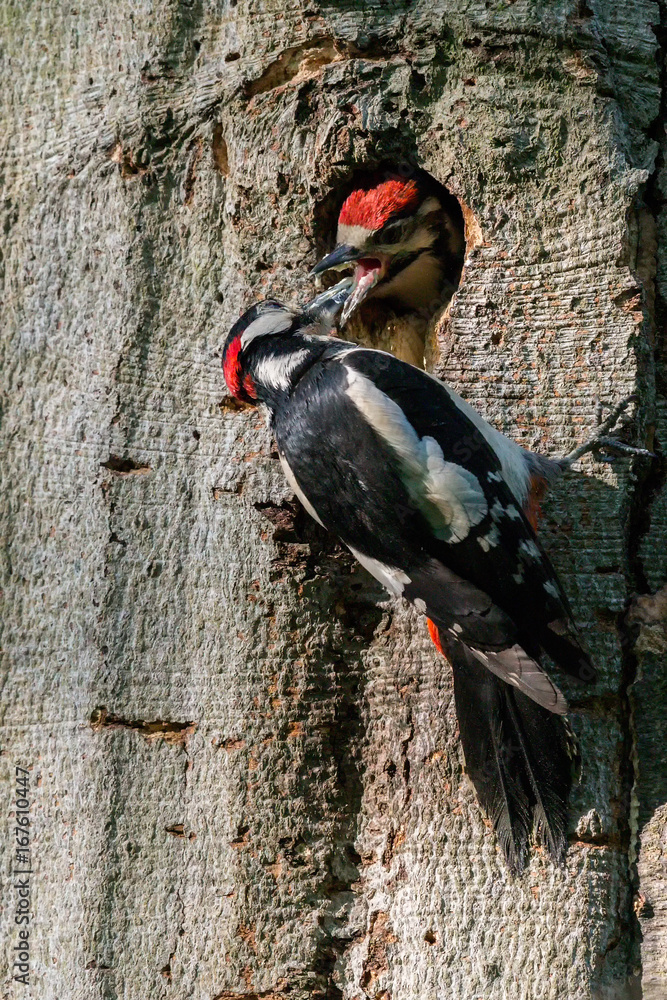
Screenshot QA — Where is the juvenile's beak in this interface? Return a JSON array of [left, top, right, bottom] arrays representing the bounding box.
[[340, 260, 385, 324], [310, 244, 360, 276]]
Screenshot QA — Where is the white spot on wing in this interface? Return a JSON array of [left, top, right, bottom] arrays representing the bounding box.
[[490, 500, 505, 522], [279, 454, 325, 527], [477, 523, 501, 552], [348, 546, 411, 597], [240, 311, 293, 348], [424, 373, 532, 506], [544, 580, 560, 599], [414, 598, 427, 613], [519, 539, 541, 561], [344, 367, 488, 543]]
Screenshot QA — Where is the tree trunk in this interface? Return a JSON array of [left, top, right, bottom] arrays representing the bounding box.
[[1, 2, 665, 998]]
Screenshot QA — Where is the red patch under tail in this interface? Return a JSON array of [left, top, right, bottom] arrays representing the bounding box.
[[426, 617, 444, 656], [524, 473, 549, 532]]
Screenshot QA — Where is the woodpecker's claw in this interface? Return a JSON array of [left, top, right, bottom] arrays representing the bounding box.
[[560, 395, 655, 468]]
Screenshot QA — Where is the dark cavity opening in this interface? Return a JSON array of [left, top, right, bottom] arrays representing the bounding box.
[[311, 161, 465, 369]]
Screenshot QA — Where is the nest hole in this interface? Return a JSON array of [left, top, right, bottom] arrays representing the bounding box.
[[312, 161, 468, 368]]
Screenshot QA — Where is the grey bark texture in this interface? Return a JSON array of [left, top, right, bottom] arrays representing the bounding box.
[[1, 2, 666, 999]]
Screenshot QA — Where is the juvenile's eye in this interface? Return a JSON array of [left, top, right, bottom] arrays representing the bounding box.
[[378, 225, 402, 245]]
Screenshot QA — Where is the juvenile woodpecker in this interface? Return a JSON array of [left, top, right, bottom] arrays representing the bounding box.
[[312, 171, 465, 326], [221, 285, 647, 870]]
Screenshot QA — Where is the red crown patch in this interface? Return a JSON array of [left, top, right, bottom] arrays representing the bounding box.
[[338, 178, 420, 231]]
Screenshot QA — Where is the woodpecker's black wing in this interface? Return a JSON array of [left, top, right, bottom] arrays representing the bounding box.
[[273, 347, 593, 705], [271, 344, 591, 867]]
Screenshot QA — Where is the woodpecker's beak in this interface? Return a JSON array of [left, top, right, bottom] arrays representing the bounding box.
[[310, 244, 360, 276], [339, 258, 386, 324], [312, 245, 388, 325]]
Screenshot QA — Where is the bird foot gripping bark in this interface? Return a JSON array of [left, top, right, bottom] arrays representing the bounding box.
[[560, 395, 655, 468]]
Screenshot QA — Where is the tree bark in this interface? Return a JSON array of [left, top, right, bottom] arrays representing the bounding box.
[[1, 2, 665, 998]]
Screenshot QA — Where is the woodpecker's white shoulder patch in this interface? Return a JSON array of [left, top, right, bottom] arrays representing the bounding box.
[[279, 453, 325, 527], [543, 579, 560, 599], [348, 546, 411, 597], [240, 311, 293, 348], [424, 374, 532, 507], [254, 350, 311, 392], [344, 367, 487, 542]]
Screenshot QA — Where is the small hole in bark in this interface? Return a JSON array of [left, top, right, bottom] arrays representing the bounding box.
[[225, 51, 240, 62], [212, 125, 229, 175], [424, 929, 437, 945]]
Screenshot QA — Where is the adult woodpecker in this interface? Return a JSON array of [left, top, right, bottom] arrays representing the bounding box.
[[221, 285, 648, 871], [312, 171, 465, 328]]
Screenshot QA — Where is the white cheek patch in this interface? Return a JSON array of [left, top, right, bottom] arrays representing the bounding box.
[[345, 367, 487, 543], [348, 546, 411, 597], [241, 311, 293, 348], [372, 252, 441, 309], [417, 196, 442, 216], [254, 350, 311, 392]]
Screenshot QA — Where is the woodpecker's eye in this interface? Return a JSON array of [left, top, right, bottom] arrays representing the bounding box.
[[378, 224, 403, 245]]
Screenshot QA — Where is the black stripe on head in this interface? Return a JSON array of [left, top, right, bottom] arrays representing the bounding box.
[[223, 300, 296, 357]]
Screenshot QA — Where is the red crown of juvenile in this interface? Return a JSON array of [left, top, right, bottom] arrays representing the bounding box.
[[338, 178, 420, 231]]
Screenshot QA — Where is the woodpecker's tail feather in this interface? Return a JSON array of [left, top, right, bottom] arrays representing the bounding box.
[[539, 624, 597, 685], [441, 633, 579, 872]]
